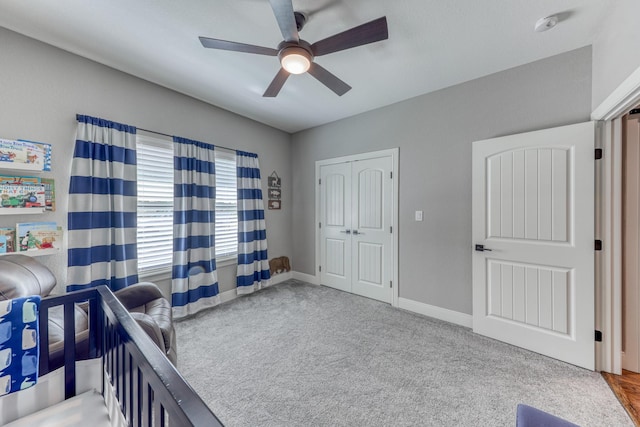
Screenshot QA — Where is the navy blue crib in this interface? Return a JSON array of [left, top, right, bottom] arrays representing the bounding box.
[[37, 285, 223, 427]]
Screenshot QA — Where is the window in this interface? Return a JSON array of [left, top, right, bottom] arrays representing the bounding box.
[[136, 135, 174, 275], [214, 149, 238, 260], [136, 135, 238, 276]]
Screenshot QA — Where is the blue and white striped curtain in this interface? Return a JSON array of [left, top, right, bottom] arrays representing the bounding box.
[[67, 115, 139, 292], [171, 137, 220, 318], [236, 151, 270, 294]]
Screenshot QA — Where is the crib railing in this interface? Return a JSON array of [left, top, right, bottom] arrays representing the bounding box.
[[39, 286, 224, 427]]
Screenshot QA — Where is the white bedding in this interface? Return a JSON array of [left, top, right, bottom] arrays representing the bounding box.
[[4, 389, 111, 427]]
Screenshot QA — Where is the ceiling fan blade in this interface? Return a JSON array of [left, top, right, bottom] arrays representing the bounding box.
[[310, 16, 388, 57], [307, 62, 351, 96], [268, 0, 299, 43], [263, 68, 291, 97], [199, 37, 278, 56]]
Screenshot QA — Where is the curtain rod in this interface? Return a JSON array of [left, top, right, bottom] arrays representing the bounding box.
[[137, 127, 237, 153]]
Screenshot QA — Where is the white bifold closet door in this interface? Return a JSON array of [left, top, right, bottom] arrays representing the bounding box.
[[320, 156, 393, 304], [472, 121, 595, 370]]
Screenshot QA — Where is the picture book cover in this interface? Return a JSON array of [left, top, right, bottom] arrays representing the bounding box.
[[0, 176, 55, 210], [18, 140, 52, 172], [41, 178, 56, 211], [0, 139, 52, 171], [16, 222, 60, 251], [0, 139, 28, 164], [0, 183, 46, 209], [0, 227, 15, 253], [0, 175, 41, 186]]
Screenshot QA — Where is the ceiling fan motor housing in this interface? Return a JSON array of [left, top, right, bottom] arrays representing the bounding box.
[[277, 40, 313, 57], [277, 40, 314, 74], [294, 11, 307, 32]]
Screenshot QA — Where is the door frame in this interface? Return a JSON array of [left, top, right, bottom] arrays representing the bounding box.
[[593, 65, 640, 373], [315, 148, 400, 307]]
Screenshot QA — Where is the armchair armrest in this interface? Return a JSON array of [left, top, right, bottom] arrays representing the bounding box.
[[113, 282, 165, 310], [129, 312, 166, 353]]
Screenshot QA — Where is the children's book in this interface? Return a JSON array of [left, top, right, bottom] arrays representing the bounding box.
[[0, 183, 46, 209], [0, 227, 15, 253], [42, 178, 56, 211], [0, 139, 27, 164], [0, 139, 52, 171], [18, 140, 52, 172], [16, 222, 60, 251]]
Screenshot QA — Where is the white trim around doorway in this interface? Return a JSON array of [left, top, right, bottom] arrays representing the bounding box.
[[593, 65, 640, 374]]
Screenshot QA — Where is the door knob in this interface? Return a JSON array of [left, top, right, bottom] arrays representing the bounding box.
[[475, 244, 492, 252], [353, 230, 364, 235], [340, 229, 351, 234]]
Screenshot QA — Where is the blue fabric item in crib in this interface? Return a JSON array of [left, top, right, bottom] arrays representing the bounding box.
[[0, 295, 40, 396]]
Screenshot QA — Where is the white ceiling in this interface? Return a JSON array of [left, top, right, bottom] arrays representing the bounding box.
[[0, 1, 611, 133]]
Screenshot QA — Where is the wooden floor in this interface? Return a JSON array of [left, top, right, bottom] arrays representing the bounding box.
[[603, 370, 640, 426]]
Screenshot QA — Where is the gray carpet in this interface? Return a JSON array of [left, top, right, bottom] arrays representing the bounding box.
[[175, 280, 631, 427]]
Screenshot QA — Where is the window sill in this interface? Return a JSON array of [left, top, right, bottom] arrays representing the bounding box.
[[138, 257, 237, 281], [139, 269, 172, 282], [217, 256, 237, 268]]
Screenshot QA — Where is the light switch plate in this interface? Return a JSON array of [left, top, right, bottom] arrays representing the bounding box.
[[415, 210, 423, 221]]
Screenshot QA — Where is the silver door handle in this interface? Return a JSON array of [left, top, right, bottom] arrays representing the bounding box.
[[340, 229, 351, 234], [353, 230, 364, 235]]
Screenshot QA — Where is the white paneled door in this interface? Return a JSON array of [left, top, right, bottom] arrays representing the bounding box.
[[472, 122, 595, 370], [320, 155, 393, 303], [320, 162, 352, 293]]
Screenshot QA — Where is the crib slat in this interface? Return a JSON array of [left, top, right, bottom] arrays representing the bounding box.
[[147, 384, 153, 427], [38, 304, 50, 375], [88, 297, 98, 358], [125, 353, 135, 426], [63, 302, 76, 399], [137, 367, 143, 427]]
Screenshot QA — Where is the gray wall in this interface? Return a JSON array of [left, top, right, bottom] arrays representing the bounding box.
[[0, 27, 292, 295], [592, 0, 640, 110], [291, 47, 593, 315]]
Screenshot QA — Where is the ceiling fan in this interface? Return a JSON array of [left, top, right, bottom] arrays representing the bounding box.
[[199, 0, 388, 97]]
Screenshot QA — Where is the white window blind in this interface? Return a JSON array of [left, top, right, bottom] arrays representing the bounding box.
[[215, 149, 238, 260], [136, 135, 174, 275]]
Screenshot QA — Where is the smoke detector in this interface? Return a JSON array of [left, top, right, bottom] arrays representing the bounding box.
[[534, 15, 558, 32]]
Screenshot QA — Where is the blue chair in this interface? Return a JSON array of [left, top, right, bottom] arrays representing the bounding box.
[[516, 404, 580, 427]]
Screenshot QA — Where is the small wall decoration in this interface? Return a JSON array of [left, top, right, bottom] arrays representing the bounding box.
[[268, 171, 281, 188], [268, 188, 281, 200], [268, 200, 281, 210], [268, 171, 281, 210]]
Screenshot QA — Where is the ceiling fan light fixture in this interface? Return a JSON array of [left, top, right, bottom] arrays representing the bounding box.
[[280, 47, 312, 74]]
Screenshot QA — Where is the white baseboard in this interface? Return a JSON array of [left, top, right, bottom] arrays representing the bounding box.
[[218, 272, 293, 304], [398, 297, 472, 328], [270, 271, 293, 284], [292, 271, 319, 285], [218, 287, 238, 304]]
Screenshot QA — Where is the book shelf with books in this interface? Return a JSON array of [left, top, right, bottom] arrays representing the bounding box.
[[0, 222, 63, 257], [0, 138, 60, 256], [0, 139, 55, 216]]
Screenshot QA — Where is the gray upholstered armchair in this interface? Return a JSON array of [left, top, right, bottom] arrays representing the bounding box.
[[110, 282, 177, 364], [0, 254, 177, 365]]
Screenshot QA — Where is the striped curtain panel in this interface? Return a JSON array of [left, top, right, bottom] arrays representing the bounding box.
[[171, 137, 220, 318], [67, 115, 139, 292], [236, 151, 270, 294]]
